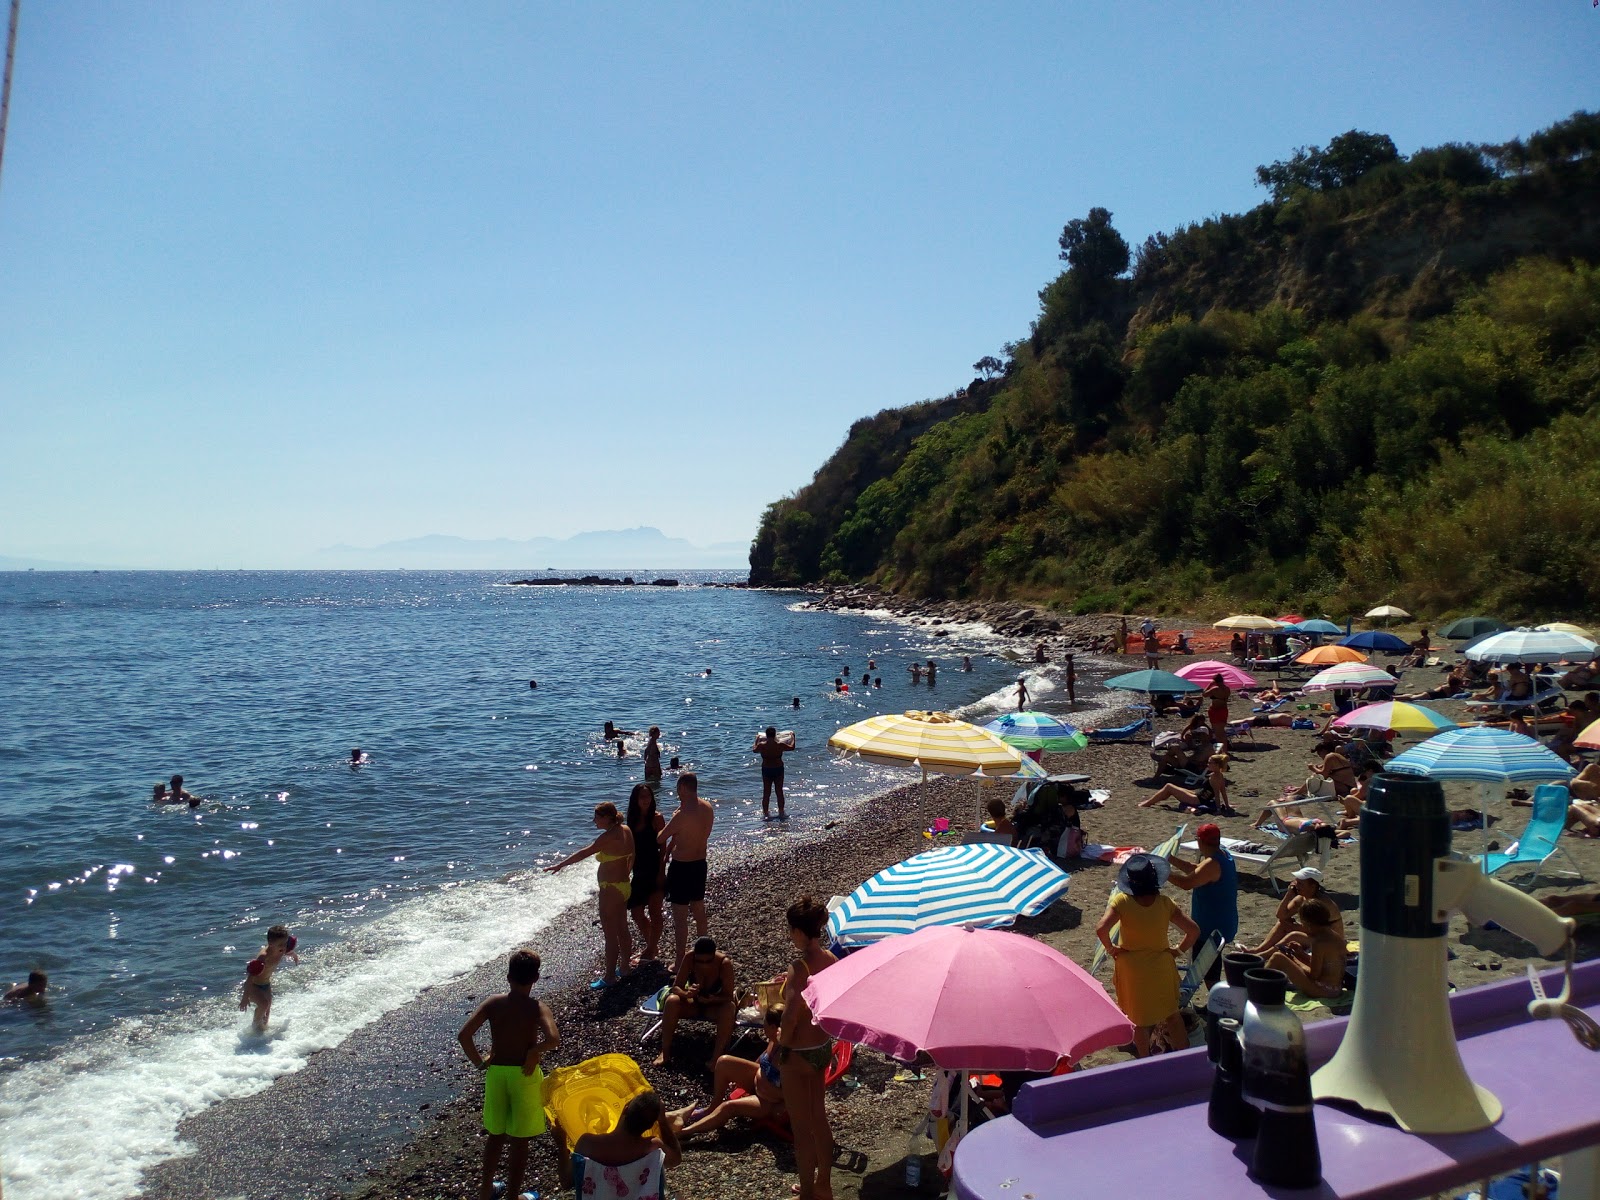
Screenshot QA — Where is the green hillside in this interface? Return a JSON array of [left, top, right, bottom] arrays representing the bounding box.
[[749, 114, 1600, 619]]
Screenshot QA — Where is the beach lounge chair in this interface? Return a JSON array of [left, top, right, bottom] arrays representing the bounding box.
[[1086, 715, 1153, 743], [638, 985, 763, 1056], [1465, 687, 1567, 717], [1472, 784, 1582, 890], [571, 1148, 666, 1199]]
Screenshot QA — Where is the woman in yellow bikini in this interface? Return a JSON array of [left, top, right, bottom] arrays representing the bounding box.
[[548, 802, 635, 987]]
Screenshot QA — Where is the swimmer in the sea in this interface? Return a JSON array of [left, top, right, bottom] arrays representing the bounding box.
[[239, 924, 299, 1033], [791, 697, 801, 709], [169, 774, 200, 807], [603, 721, 635, 742], [644, 726, 662, 781], [617, 738, 627, 759], [350, 748, 364, 766], [152, 782, 169, 803], [4, 971, 48, 1005]]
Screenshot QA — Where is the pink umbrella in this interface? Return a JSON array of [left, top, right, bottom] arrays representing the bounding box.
[[1173, 660, 1257, 689], [802, 925, 1132, 1070]]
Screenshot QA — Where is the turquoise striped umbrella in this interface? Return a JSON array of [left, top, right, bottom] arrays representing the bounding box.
[[826, 844, 1069, 947], [1385, 726, 1575, 784], [984, 712, 1089, 752]]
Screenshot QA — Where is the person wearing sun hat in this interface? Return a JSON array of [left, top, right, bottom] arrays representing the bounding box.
[[1094, 853, 1200, 1057], [1237, 866, 1345, 956], [1168, 822, 1238, 985]]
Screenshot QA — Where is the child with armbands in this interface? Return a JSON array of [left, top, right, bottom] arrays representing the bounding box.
[[239, 924, 299, 1033]]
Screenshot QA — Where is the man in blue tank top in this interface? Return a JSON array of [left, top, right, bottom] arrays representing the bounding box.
[[1168, 822, 1237, 985]]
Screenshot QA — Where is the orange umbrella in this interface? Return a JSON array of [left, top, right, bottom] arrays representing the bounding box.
[[1576, 717, 1600, 751], [1297, 644, 1368, 666]]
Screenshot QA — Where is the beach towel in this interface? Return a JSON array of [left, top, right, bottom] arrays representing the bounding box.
[[1286, 988, 1354, 1013]]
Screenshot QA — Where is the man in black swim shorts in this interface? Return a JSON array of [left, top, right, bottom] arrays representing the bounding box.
[[660, 772, 715, 964], [752, 726, 795, 820]]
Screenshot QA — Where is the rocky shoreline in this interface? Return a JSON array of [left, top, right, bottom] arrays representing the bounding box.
[[804, 583, 1114, 645]]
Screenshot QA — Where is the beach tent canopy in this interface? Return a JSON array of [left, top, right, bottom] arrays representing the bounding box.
[[1439, 616, 1508, 640], [983, 712, 1087, 753]]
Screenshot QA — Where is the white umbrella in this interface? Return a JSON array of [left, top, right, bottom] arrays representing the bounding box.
[[1365, 604, 1411, 625], [1214, 614, 1283, 631], [1302, 662, 1396, 692]]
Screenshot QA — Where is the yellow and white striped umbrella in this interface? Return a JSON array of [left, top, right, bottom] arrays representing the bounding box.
[[829, 710, 1037, 777], [1537, 622, 1594, 640]]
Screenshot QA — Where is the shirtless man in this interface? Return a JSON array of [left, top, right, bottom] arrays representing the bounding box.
[[660, 772, 715, 964], [1263, 899, 1347, 999], [752, 726, 795, 820], [458, 948, 561, 1200], [652, 936, 736, 1067], [643, 726, 663, 782], [4, 971, 48, 1005], [239, 924, 299, 1033], [167, 774, 200, 808]]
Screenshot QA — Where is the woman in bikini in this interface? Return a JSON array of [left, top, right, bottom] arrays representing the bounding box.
[[626, 784, 666, 963], [779, 896, 838, 1200], [1137, 754, 1236, 815], [547, 802, 635, 987], [1203, 674, 1232, 751]]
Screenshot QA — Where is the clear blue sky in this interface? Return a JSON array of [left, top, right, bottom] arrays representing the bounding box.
[[1, 2, 1593, 568]]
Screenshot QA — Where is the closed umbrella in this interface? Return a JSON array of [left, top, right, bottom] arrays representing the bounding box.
[[1463, 628, 1597, 664], [1297, 645, 1368, 666], [826, 844, 1070, 947], [1303, 663, 1395, 692], [1215, 614, 1283, 631], [1340, 631, 1411, 653], [1103, 669, 1200, 695], [1333, 701, 1457, 735], [983, 712, 1088, 753], [1440, 616, 1508, 640], [829, 711, 1035, 777], [1173, 660, 1257, 689]]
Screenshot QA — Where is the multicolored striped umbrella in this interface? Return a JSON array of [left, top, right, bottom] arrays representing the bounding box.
[[1333, 701, 1457, 735], [1463, 627, 1597, 664], [983, 712, 1088, 753], [826, 844, 1070, 947], [1303, 663, 1395, 692], [1385, 726, 1575, 784], [1297, 645, 1367, 666], [828, 710, 1035, 777]]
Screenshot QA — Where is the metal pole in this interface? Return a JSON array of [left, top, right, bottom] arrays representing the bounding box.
[[0, 0, 19, 197]]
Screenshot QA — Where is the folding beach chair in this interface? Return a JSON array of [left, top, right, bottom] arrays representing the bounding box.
[[570, 1148, 666, 1199], [637, 985, 763, 1055], [1179, 932, 1224, 1009], [1472, 784, 1582, 890]]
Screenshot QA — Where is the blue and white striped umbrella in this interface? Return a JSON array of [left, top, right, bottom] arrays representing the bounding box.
[[1385, 726, 1575, 784], [1463, 627, 1597, 664], [827, 844, 1069, 947]]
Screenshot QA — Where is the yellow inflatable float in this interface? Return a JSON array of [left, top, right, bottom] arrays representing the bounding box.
[[542, 1053, 654, 1150]]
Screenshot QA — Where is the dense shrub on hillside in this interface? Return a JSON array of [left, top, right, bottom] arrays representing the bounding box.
[[751, 112, 1600, 617]]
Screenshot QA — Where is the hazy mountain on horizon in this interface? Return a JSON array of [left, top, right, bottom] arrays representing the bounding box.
[[315, 526, 750, 570]]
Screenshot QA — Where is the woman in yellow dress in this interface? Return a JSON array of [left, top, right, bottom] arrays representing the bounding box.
[[1094, 854, 1199, 1057]]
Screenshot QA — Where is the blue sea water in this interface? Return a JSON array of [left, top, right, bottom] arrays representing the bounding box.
[[0, 570, 1077, 1199]]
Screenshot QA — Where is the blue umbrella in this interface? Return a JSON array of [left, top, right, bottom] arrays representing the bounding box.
[[1293, 619, 1343, 635], [1340, 631, 1411, 653], [826, 844, 1070, 947], [1102, 669, 1201, 695], [1386, 726, 1575, 784]]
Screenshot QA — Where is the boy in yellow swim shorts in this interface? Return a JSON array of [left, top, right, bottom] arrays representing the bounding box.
[[458, 948, 561, 1200]]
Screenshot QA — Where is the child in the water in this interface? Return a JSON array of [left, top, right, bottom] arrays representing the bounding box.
[[239, 924, 299, 1033]]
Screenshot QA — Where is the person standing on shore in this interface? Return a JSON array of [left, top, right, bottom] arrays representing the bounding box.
[[457, 948, 560, 1200], [779, 897, 838, 1200], [1015, 676, 1029, 710], [626, 784, 666, 963], [546, 803, 635, 987], [1064, 654, 1077, 704], [753, 726, 795, 820], [660, 773, 714, 965], [1167, 822, 1238, 986]]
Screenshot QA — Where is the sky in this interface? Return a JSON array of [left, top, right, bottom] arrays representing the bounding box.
[[0, 3, 1594, 568]]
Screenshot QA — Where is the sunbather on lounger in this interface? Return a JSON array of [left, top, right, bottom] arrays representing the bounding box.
[[1399, 665, 1468, 702]]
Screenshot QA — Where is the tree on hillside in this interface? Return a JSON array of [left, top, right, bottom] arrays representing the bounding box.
[[1058, 207, 1131, 282], [1255, 130, 1401, 202], [973, 356, 1005, 380]]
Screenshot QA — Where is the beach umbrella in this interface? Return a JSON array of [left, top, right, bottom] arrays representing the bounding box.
[[826, 844, 1070, 947], [1102, 669, 1201, 695], [1386, 726, 1575, 785], [805, 925, 1131, 1070], [1292, 619, 1344, 635], [1575, 718, 1600, 751], [983, 712, 1088, 753], [828, 711, 1033, 777], [1215, 614, 1283, 631], [1333, 701, 1457, 735], [1463, 627, 1597, 664], [1303, 663, 1395, 692], [1340, 631, 1412, 653], [1537, 622, 1594, 640], [1297, 645, 1368, 666], [1275, 613, 1305, 625], [1365, 604, 1412, 624], [1439, 616, 1508, 640], [1173, 660, 1257, 689]]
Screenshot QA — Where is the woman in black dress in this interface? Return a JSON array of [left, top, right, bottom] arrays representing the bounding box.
[[627, 783, 667, 962]]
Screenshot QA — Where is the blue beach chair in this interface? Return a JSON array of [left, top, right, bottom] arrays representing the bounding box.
[[1473, 784, 1581, 889]]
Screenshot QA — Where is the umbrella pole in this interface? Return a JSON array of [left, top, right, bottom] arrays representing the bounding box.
[[1480, 781, 1493, 871]]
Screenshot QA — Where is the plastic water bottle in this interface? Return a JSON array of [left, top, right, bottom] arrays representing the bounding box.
[[905, 1126, 929, 1188]]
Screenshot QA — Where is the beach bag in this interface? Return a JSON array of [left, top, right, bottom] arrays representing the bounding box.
[[1056, 826, 1086, 859]]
